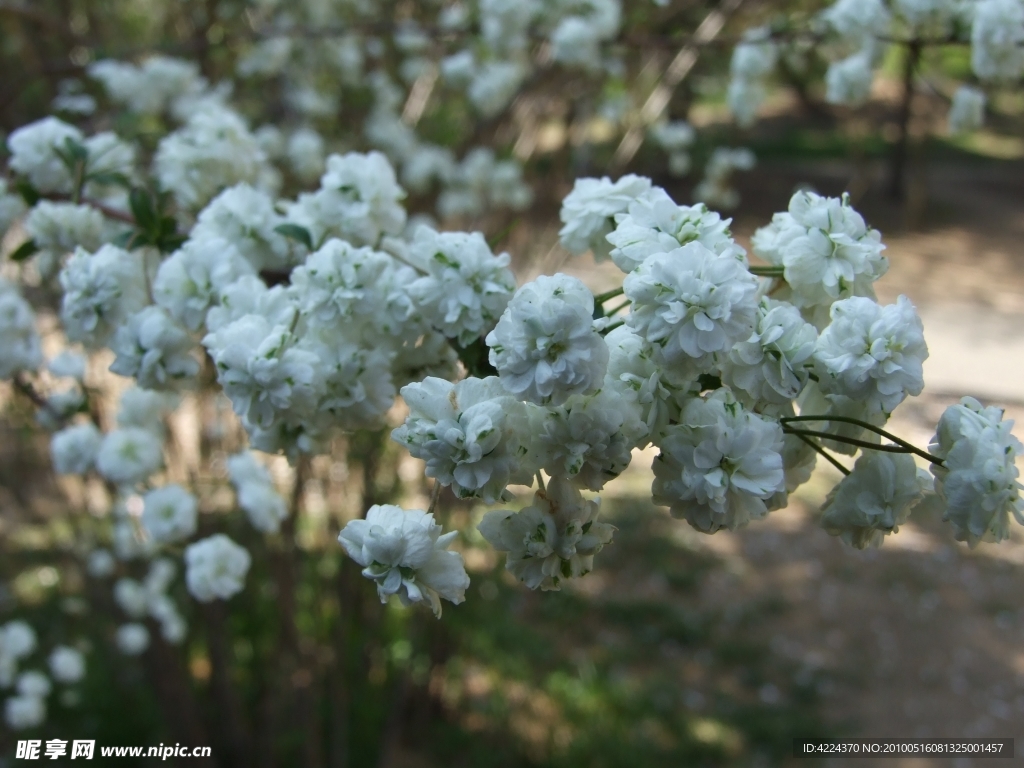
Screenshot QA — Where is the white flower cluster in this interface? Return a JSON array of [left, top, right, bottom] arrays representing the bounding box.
[[930, 397, 1024, 546], [1, 622, 85, 730], [184, 534, 251, 602], [693, 148, 755, 211], [727, 28, 777, 128], [114, 558, 187, 644], [339, 505, 470, 616], [0, 279, 42, 380], [227, 451, 288, 533], [479, 476, 614, 590], [559, 175, 653, 259]]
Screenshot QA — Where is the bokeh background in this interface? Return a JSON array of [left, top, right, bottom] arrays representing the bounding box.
[[2, 1, 1024, 766]]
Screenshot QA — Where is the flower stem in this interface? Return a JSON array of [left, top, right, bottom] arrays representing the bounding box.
[[593, 287, 625, 303], [427, 481, 442, 515], [792, 432, 850, 476], [748, 265, 785, 277], [784, 427, 914, 456], [600, 320, 625, 334], [606, 298, 631, 316], [781, 415, 945, 465], [535, 472, 546, 492]]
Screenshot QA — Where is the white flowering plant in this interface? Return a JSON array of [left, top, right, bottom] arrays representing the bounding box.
[[0, 0, 1021, 761]]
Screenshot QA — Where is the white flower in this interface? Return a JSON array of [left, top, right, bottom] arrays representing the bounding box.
[[406, 227, 516, 346], [95, 427, 163, 486], [486, 274, 608, 405], [339, 504, 470, 617], [226, 451, 288, 533], [191, 184, 298, 271], [727, 28, 777, 127], [624, 242, 759, 375], [392, 376, 532, 503], [814, 296, 927, 416], [24, 201, 104, 254], [184, 534, 251, 602], [972, 0, 1024, 81], [559, 175, 653, 259], [114, 578, 149, 618], [532, 388, 646, 491], [895, 0, 958, 35], [649, 121, 695, 152], [4, 694, 45, 729], [203, 276, 297, 333], [726, 78, 767, 131], [287, 127, 326, 182], [652, 389, 785, 532], [825, 51, 874, 107], [751, 191, 887, 312], [721, 298, 818, 406], [467, 60, 528, 117], [89, 56, 204, 115], [48, 647, 85, 684], [479, 475, 614, 591], [821, 0, 891, 48], [115, 623, 150, 655], [202, 314, 321, 430], [929, 397, 1024, 546], [17, 671, 51, 698], [602, 324, 680, 441], [284, 151, 406, 248], [6, 116, 82, 194], [948, 86, 986, 134], [141, 484, 198, 543], [0, 279, 42, 379], [59, 245, 150, 348], [86, 549, 116, 578], [153, 237, 256, 331], [290, 238, 422, 342], [296, 327, 398, 431], [109, 307, 200, 390], [154, 106, 267, 211], [0, 621, 37, 660], [48, 351, 86, 381], [821, 452, 929, 549], [606, 187, 744, 274], [117, 387, 178, 437], [0, 179, 28, 239], [51, 423, 102, 475]]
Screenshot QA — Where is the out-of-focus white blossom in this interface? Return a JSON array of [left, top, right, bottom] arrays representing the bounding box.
[[59, 245, 150, 348], [486, 274, 608, 405], [51, 423, 102, 475], [154, 107, 267, 211], [185, 534, 251, 602], [115, 623, 150, 655], [287, 127, 326, 182], [192, 184, 298, 271], [226, 451, 288, 533], [825, 51, 874, 107], [693, 148, 755, 210], [727, 28, 777, 128], [86, 549, 116, 578], [109, 307, 200, 390], [141, 484, 198, 543], [96, 428, 164, 486], [6, 117, 82, 194], [972, 0, 1024, 81], [48, 646, 85, 684], [154, 237, 255, 331], [821, 0, 891, 48], [4, 694, 45, 729], [24, 202, 104, 254], [948, 86, 986, 134], [89, 56, 205, 115], [339, 504, 470, 617], [0, 279, 42, 379], [479, 475, 614, 590]]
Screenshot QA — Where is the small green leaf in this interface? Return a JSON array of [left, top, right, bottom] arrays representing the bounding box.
[[128, 188, 158, 231], [86, 171, 132, 189], [9, 239, 39, 262], [274, 223, 314, 251], [15, 179, 39, 206]]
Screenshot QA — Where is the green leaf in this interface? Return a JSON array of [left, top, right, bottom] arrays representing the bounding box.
[[15, 179, 39, 206], [274, 223, 314, 251], [8, 239, 39, 262], [86, 171, 132, 189], [128, 188, 157, 231], [111, 230, 137, 248]]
